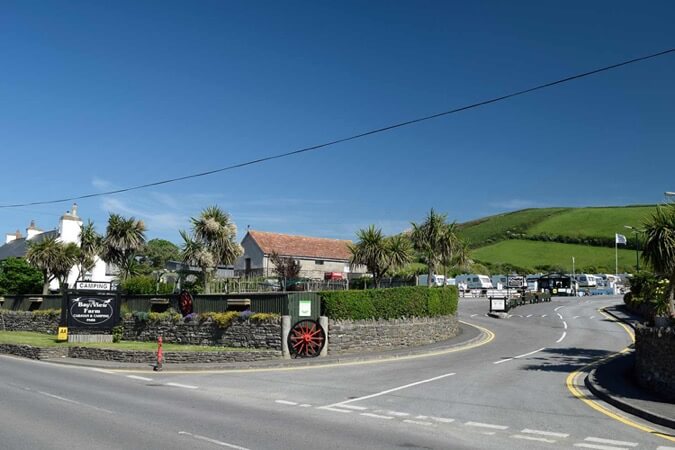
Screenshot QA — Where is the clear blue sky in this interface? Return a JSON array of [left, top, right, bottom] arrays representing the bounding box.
[[1, 1, 674, 243]]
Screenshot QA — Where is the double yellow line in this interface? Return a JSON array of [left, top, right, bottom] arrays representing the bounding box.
[[565, 308, 675, 442]]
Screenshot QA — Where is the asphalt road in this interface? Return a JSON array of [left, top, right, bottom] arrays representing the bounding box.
[[1, 295, 674, 450]]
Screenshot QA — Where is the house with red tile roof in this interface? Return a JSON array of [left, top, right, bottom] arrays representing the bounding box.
[[234, 230, 367, 279]]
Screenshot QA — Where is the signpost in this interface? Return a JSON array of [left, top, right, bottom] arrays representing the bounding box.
[[60, 285, 120, 342], [75, 281, 113, 291], [490, 297, 506, 312]]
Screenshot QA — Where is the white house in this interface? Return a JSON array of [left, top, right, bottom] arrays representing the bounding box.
[[0, 203, 114, 291], [234, 230, 367, 280]]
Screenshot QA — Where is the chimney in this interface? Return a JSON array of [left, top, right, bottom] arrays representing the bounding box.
[[26, 220, 42, 240], [5, 230, 22, 244], [71, 203, 78, 218]]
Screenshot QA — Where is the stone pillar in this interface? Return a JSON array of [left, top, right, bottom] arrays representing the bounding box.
[[319, 316, 328, 357], [281, 315, 291, 359]]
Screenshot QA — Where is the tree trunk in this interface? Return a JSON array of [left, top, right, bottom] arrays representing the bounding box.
[[203, 268, 210, 294], [42, 280, 50, 295], [669, 273, 675, 317], [427, 266, 434, 287]]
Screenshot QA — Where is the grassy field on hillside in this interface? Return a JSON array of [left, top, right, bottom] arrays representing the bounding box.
[[527, 206, 656, 239], [473, 239, 639, 273], [458, 208, 569, 247]]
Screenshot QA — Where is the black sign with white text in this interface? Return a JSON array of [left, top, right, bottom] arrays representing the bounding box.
[[67, 295, 119, 329]]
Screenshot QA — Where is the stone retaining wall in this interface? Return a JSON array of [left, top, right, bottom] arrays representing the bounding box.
[[0, 311, 59, 334], [328, 314, 459, 355], [635, 324, 675, 401], [67, 347, 281, 364], [0, 343, 67, 359], [122, 318, 282, 350]]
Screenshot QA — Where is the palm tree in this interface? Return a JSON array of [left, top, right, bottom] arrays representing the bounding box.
[[75, 220, 101, 283], [181, 206, 242, 293], [410, 209, 459, 286], [101, 214, 146, 281], [641, 205, 675, 317], [27, 236, 79, 293], [452, 238, 473, 273], [349, 226, 412, 288]]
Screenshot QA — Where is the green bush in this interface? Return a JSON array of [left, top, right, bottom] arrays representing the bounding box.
[[0, 257, 43, 295], [249, 312, 280, 323], [320, 286, 458, 320], [201, 311, 239, 328], [120, 275, 173, 295]]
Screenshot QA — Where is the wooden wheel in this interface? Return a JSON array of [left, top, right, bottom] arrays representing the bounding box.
[[288, 320, 325, 358]]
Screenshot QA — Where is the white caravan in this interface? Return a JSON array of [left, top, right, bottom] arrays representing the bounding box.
[[576, 274, 597, 288], [417, 274, 446, 287], [490, 275, 527, 290], [455, 274, 493, 290]]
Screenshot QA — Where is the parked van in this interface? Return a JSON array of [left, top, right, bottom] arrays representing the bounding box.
[[417, 274, 446, 287], [455, 274, 493, 290]]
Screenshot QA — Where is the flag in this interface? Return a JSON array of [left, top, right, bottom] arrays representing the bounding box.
[[615, 233, 627, 245]]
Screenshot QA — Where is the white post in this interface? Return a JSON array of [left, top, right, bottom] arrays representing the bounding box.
[[615, 241, 618, 277]]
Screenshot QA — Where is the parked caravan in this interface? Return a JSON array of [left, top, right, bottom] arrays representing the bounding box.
[[455, 274, 493, 290], [575, 274, 597, 288], [417, 274, 446, 287], [491, 274, 526, 290]]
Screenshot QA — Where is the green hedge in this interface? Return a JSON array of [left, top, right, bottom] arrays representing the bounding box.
[[320, 286, 458, 320]]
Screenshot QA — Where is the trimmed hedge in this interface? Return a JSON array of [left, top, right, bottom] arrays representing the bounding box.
[[320, 286, 458, 320]]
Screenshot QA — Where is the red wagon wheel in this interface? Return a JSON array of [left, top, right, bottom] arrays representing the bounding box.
[[288, 320, 325, 358]]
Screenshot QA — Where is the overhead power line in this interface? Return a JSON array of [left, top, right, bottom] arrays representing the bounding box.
[[2, 47, 674, 209]]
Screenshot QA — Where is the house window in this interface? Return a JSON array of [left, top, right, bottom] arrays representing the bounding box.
[[315, 260, 324, 265]]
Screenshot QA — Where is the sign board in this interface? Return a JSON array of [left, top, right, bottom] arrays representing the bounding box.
[[57, 327, 68, 341], [299, 300, 312, 317], [66, 294, 119, 329], [75, 281, 113, 291], [490, 298, 506, 312]]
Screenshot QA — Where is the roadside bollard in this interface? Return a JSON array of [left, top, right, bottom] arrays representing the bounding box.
[[154, 336, 163, 371]]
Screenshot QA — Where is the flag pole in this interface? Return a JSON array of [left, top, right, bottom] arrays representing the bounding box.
[[615, 239, 618, 276]]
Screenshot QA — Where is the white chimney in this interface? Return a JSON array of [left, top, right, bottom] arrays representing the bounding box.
[[59, 203, 83, 244], [26, 220, 42, 240], [5, 230, 21, 244]]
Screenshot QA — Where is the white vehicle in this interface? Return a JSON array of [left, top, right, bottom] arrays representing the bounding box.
[[490, 275, 526, 290], [576, 274, 597, 288], [526, 274, 541, 292], [418, 274, 446, 287], [455, 274, 493, 290]]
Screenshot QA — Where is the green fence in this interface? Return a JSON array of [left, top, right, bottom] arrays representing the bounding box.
[[0, 295, 63, 311]]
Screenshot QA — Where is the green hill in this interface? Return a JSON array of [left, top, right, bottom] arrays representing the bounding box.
[[457, 205, 656, 273]]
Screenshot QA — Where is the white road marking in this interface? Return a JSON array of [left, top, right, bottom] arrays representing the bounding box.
[[515, 347, 546, 359], [556, 332, 567, 343], [430, 416, 455, 423], [178, 431, 250, 450], [360, 413, 393, 420], [470, 314, 477, 317], [127, 375, 153, 382], [375, 410, 409, 417], [36, 390, 114, 414], [416, 415, 428, 419], [299, 404, 312, 408], [521, 428, 569, 438], [541, 314, 547, 318], [584, 437, 638, 447], [338, 404, 368, 410], [511, 434, 556, 443], [90, 368, 115, 374], [574, 443, 630, 450], [563, 321, 568, 329], [657, 447, 675, 450], [317, 406, 352, 413], [493, 357, 514, 364], [573, 315, 581, 319], [165, 382, 198, 390], [465, 421, 509, 430], [484, 313, 490, 317], [275, 400, 298, 406], [590, 316, 595, 319], [526, 314, 533, 318], [324, 372, 455, 408], [404, 419, 433, 426], [554, 306, 564, 311]]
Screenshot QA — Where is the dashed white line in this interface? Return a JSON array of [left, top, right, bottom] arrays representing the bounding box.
[[574, 443, 629, 450], [360, 413, 394, 420], [375, 410, 410, 417], [317, 406, 352, 413], [298, 404, 312, 408], [563, 321, 568, 329], [557, 313, 564, 320], [515, 347, 546, 359], [465, 421, 509, 430], [127, 375, 153, 382], [90, 368, 115, 374], [573, 315, 581, 319], [541, 314, 547, 318], [521, 428, 569, 438], [556, 332, 567, 343], [36, 390, 114, 414], [493, 357, 514, 365], [324, 372, 455, 408], [275, 400, 298, 406], [403, 419, 433, 426], [526, 314, 533, 318], [657, 446, 675, 450], [470, 314, 477, 317], [590, 315, 595, 319], [554, 306, 564, 311], [429, 416, 455, 423], [338, 404, 368, 410], [165, 382, 198, 390], [584, 437, 638, 447], [178, 431, 250, 450], [511, 434, 556, 443]]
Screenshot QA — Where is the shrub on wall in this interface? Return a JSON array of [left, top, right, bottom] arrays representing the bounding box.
[[120, 275, 173, 295], [320, 286, 458, 320]]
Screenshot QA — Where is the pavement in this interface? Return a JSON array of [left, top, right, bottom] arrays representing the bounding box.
[[42, 320, 486, 371], [587, 304, 675, 430]]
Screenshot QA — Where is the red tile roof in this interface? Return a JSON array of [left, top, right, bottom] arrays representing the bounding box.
[[247, 230, 352, 261]]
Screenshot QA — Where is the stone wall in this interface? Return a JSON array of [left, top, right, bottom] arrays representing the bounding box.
[[67, 347, 281, 363], [122, 318, 282, 350], [635, 324, 675, 401], [327, 314, 459, 355], [0, 311, 60, 334], [0, 344, 67, 359]]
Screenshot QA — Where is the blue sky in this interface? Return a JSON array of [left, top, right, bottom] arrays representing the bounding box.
[[1, 1, 674, 243]]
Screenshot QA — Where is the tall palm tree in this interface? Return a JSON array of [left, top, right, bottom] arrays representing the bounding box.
[[641, 205, 675, 317], [410, 209, 458, 286], [102, 214, 146, 281], [349, 226, 412, 288], [181, 206, 242, 293], [27, 236, 79, 293], [76, 220, 101, 283]]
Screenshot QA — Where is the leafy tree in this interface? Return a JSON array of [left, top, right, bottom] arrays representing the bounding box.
[[270, 251, 302, 290], [410, 209, 459, 286], [101, 214, 146, 281], [142, 239, 181, 269], [349, 226, 412, 288], [75, 220, 102, 283], [180, 206, 242, 293], [26, 235, 79, 293], [641, 205, 675, 317], [0, 257, 43, 295]]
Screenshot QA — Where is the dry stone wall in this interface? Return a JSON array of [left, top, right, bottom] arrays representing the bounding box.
[[327, 315, 460, 355], [0, 311, 59, 333], [635, 324, 675, 401]]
